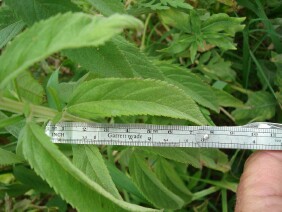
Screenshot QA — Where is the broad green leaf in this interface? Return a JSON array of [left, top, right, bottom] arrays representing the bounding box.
[[0, 6, 25, 48], [6, 0, 166, 85], [105, 160, 147, 202], [140, 147, 201, 168], [46, 70, 62, 110], [87, 0, 125, 16], [5, 0, 80, 26], [158, 9, 191, 32], [197, 53, 236, 82], [232, 91, 276, 124], [182, 148, 230, 172], [202, 13, 245, 35], [15, 71, 45, 104], [58, 82, 79, 104], [19, 122, 157, 211], [67, 78, 208, 125], [0, 148, 23, 166], [13, 165, 53, 193], [64, 37, 165, 80], [159, 10, 245, 62], [138, 0, 193, 10], [212, 88, 244, 108], [0, 114, 23, 129], [129, 152, 184, 209], [72, 145, 122, 200], [157, 62, 219, 112], [147, 147, 230, 172], [155, 158, 193, 203], [0, 183, 30, 199], [0, 12, 143, 88], [0, 111, 25, 138]]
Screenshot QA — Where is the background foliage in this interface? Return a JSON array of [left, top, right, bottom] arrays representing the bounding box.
[[0, 0, 281, 211]]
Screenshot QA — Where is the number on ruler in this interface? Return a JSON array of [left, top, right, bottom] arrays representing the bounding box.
[[252, 132, 258, 136]]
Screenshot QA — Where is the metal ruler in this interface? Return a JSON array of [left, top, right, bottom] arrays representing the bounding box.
[[45, 122, 282, 150]]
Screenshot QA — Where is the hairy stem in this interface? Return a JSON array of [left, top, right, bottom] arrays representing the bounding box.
[[0, 97, 90, 122]]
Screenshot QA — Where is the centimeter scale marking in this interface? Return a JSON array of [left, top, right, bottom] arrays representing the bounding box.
[[45, 122, 282, 150]]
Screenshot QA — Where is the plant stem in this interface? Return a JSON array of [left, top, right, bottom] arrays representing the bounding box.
[[192, 186, 220, 201], [0, 97, 90, 122], [230, 85, 251, 95], [140, 13, 152, 50], [220, 107, 235, 123]]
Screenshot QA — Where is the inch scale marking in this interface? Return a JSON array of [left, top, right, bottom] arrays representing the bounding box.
[[45, 122, 282, 150]]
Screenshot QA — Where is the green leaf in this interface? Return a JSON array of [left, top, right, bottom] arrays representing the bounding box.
[[140, 147, 201, 168], [144, 147, 230, 172], [72, 145, 122, 200], [232, 91, 276, 124], [19, 122, 157, 211], [86, 0, 125, 16], [0, 148, 23, 166], [182, 148, 230, 172], [0, 183, 30, 199], [64, 37, 165, 80], [13, 165, 53, 193], [159, 10, 245, 62], [139, 0, 193, 10], [155, 158, 193, 203], [202, 13, 245, 35], [46, 70, 62, 110], [0, 12, 143, 88], [0, 111, 25, 138], [158, 9, 191, 32], [212, 88, 244, 108], [5, 0, 80, 26], [0, 6, 25, 48], [129, 152, 184, 209], [0, 114, 23, 129], [105, 160, 147, 202], [157, 62, 219, 112], [67, 78, 208, 125], [197, 53, 236, 82], [15, 71, 45, 104]]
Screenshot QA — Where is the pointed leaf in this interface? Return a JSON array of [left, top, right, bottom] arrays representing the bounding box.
[[15, 71, 45, 104], [140, 147, 201, 168], [182, 148, 230, 172], [0, 111, 25, 138], [158, 62, 219, 112], [0, 148, 23, 166], [105, 160, 147, 202], [13, 165, 53, 193], [0, 6, 25, 48], [46, 70, 62, 110], [155, 158, 193, 203], [0, 12, 142, 88], [129, 152, 184, 209], [0, 114, 23, 129], [232, 91, 276, 124], [212, 88, 244, 108], [67, 78, 208, 125], [72, 145, 122, 200], [5, 0, 80, 26], [64, 37, 165, 80], [87, 0, 125, 16], [19, 122, 157, 211]]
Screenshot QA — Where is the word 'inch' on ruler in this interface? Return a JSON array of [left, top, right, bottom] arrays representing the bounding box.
[[45, 122, 282, 150]]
